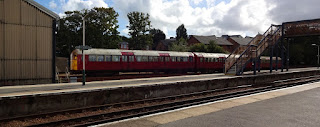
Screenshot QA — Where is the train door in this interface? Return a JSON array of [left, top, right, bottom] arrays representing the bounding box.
[[121, 55, 128, 71], [128, 55, 134, 71], [121, 52, 134, 71], [159, 53, 169, 70]]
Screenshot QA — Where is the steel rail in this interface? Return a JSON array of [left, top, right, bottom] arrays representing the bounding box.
[[24, 75, 320, 127]]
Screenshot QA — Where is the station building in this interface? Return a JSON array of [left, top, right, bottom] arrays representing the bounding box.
[[0, 0, 59, 85]]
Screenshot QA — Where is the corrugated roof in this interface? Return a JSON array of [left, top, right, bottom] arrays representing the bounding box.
[[24, 0, 60, 20], [192, 35, 233, 46], [230, 37, 252, 45]]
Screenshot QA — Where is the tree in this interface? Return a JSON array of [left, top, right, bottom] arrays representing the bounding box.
[[150, 28, 166, 50], [56, 7, 120, 57], [176, 24, 188, 40], [189, 43, 207, 52], [56, 11, 82, 57], [188, 40, 227, 53], [206, 40, 227, 53], [169, 38, 189, 52], [127, 11, 153, 50]]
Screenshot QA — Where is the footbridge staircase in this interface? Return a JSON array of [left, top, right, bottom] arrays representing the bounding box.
[[225, 18, 320, 75], [224, 25, 282, 75]]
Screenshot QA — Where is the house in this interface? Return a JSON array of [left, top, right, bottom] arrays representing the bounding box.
[[187, 35, 234, 52], [155, 38, 176, 51], [228, 36, 253, 46], [119, 42, 129, 50]]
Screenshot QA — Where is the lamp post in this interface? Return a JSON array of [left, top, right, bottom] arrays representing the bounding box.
[[74, 11, 94, 86], [312, 44, 319, 69]]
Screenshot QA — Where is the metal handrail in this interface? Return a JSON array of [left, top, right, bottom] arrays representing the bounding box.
[[225, 24, 282, 74], [235, 26, 282, 75], [224, 25, 275, 73]]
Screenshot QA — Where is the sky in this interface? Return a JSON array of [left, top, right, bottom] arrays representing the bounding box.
[[35, 0, 320, 38]]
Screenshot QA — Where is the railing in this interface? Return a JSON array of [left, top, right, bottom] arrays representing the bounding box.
[[225, 25, 282, 75]]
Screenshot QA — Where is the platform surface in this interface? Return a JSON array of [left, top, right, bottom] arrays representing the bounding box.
[[0, 67, 317, 98], [104, 81, 320, 127]]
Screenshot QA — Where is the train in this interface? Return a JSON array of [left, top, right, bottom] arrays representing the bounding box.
[[70, 48, 281, 74]]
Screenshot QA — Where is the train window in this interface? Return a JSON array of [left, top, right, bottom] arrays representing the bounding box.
[[153, 56, 159, 62], [160, 57, 164, 62], [112, 56, 120, 62], [97, 55, 104, 62], [171, 57, 176, 62], [165, 57, 170, 62], [176, 57, 181, 62], [89, 55, 96, 62], [148, 56, 153, 62], [189, 57, 193, 62], [129, 56, 134, 62], [142, 56, 148, 62], [136, 56, 142, 62], [182, 57, 188, 62], [122, 56, 128, 62], [200, 58, 203, 62], [205, 58, 209, 62], [106, 55, 112, 62]]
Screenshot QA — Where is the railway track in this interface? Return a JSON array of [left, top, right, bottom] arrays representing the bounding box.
[[2, 75, 320, 127]]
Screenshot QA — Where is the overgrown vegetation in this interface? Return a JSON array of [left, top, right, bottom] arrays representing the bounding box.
[[188, 40, 227, 53]]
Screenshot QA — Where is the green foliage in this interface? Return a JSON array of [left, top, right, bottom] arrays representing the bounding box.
[[188, 40, 227, 53], [150, 28, 166, 49], [56, 7, 120, 57], [127, 12, 153, 50], [169, 38, 189, 52], [189, 43, 207, 52], [176, 24, 188, 40], [206, 40, 227, 53]]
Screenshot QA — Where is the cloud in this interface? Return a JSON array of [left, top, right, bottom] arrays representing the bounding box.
[[116, 0, 272, 38], [60, 0, 109, 12], [51, 0, 318, 38], [191, 0, 204, 5], [49, 0, 57, 9], [268, 0, 320, 23]]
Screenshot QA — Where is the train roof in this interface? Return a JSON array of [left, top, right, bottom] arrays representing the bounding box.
[[193, 52, 228, 58], [74, 49, 194, 57]]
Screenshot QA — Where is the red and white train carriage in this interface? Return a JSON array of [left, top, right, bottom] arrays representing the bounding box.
[[70, 48, 281, 74]]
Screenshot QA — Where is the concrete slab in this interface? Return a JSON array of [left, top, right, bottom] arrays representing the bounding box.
[[145, 111, 191, 124], [180, 105, 221, 116], [103, 119, 159, 127], [265, 91, 290, 97], [207, 101, 243, 109], [250, 93, 275, 100], [159, 86, 320, 127], [230, 97, 260, 104]]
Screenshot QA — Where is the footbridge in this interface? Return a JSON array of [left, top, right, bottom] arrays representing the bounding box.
[[225, 18, 320, 75]]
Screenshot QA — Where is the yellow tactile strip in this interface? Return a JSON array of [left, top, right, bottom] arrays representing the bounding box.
[[103, 81, 320, 127]]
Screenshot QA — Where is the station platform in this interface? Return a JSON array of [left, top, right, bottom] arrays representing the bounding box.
[[104, 80, 320, 127], [0, 67, 319, 119], [0, 73, 230, 97], [0, 67, 316, 98]]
